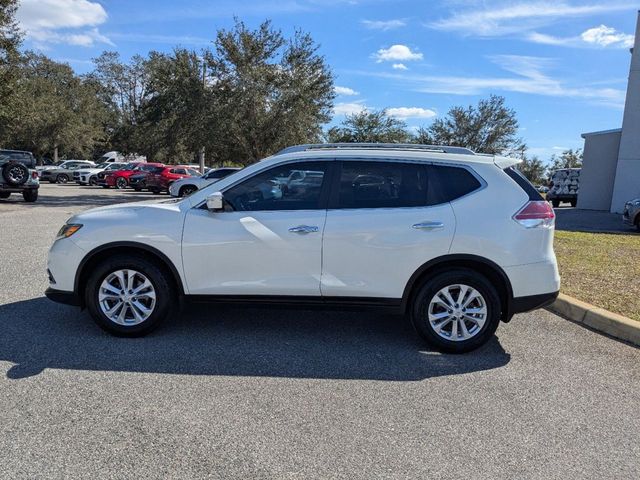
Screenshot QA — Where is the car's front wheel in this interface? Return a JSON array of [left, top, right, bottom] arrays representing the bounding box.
[[180, 185, 197, 197], [411, 269, 501, 353], [85, 255, 174, 336], [115, 177, 128, 189]]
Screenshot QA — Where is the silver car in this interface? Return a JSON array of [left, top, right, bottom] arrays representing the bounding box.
[[168, 167, 240, 197], [623, 198, 640, 231]]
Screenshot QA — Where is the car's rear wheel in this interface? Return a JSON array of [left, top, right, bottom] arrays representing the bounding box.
[[89, 176, 98, 186], [57, 174, 69, 184], [636, 217, 640, 233], [149, 187, 160, 194], [551, 199, 560, 208], [180, 185, 197, 197], [23, 189, 38, 202], [411, 269, 501, 353], [115, 177, 127, 189], [85, 255, 174, 337]]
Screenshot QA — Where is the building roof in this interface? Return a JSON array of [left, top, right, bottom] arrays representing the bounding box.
[[581, 128, 622, 138]]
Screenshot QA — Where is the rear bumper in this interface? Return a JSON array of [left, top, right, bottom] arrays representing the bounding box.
[[45, 287, 81, 306], [512, 291, 559, 314], [0, 184, 39, 193]]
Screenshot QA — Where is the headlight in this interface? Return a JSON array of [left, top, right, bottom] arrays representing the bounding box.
[[57, 223, 83, 239]]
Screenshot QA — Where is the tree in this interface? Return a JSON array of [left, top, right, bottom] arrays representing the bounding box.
[[0, 0, 23, 145], [549, 148, 582, 171], [138, 49, 212, 163], [88, 52, 154, 155], [209, 20, 335, 164], [421, 95, 524, 155], [518, 154, 547, 185], [9, 53, 108, 160], [327, 109, 412, 143]]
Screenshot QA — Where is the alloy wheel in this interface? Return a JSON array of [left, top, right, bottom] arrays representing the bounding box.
[[98, 269, 156, 326], [427, 284, 487, 342]]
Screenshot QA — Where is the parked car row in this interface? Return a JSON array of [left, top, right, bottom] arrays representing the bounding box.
[[38, 158, 239, 197]]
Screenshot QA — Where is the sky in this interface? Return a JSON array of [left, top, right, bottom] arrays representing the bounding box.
[[14, 0, 640, 162]]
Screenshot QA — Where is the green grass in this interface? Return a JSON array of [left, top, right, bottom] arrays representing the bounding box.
[[554, 230, 640, 321]]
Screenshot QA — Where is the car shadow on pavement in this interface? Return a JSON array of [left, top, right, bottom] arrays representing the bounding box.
[[0, 297, 511, 381]]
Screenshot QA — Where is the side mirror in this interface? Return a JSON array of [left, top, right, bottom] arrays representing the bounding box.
[[206, 191, 224, 211]]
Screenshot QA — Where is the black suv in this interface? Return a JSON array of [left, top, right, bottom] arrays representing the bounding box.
[[0, 150, 39, 202]]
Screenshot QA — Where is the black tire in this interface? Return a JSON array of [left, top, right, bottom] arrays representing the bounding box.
[[102, 185, 110, 189], [410, 268, 501, 353], [2, 162, 29, 186], [56, 174, 69, 184], [89, 176, 98, 186], [636, 217, 640, 233], [149, 187, 160, 194], [23, 189, 38, 202], [0, 192, 10, 199], [570, 199, 577, 207], [115, 177, 128, 189], [180, 185, 197, 197], [84, 254, 174, 337], [551, 199, 560, 208]]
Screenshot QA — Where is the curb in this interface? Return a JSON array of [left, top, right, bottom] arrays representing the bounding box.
[[546, 293, 640, 346]]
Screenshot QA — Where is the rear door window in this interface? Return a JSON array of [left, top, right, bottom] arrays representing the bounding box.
[[334, 161, 428, 209]]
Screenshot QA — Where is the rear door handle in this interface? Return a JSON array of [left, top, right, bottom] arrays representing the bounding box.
[[412, 221, 444, 230], [288, 225, 319, 234]]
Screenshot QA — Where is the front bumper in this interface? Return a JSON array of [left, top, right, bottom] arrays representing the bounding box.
[[45, 287, 81, 306]]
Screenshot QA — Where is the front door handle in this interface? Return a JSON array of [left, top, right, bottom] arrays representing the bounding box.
[[288, 225, 319, 234], [412, 221, 444, 230]]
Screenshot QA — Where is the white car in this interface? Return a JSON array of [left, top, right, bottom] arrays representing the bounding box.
[[74, 162, 129, 186], [169, 167, 240, 197], [46, 143, 560, 353]]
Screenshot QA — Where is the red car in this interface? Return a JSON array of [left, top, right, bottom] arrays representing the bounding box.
[[145, 165, 201, 193], [104, 162, 165, 189]]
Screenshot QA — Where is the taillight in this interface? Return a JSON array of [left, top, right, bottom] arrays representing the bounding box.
[[32, 171, 39, 179], [513, 201, 555, 228]]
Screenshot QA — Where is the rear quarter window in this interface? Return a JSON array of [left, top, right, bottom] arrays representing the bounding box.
[[504, 166, 543, 201], [427, 165, 482, 205]]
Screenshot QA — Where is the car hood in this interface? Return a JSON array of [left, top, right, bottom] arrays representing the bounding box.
[[69, 198, 183, 223]]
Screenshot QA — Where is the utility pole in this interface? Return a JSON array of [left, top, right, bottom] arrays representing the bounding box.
[[199, 59, 206, 174]]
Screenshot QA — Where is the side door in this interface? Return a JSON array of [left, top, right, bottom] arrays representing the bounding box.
[[321, 160, 457, 300], [182, 160, 333, 296]]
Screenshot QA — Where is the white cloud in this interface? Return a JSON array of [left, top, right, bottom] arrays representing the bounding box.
[[581, 25, 634, 48], [386, 107, 436, 119], [392, 63, 408, 70], [333, 102, 367, 115], [374, 44, 423, 62], [361, 19, 406, 31], [17, 0, 111, 47], [359, 54, 625, 108], [429, 2, 635, 37], [528, 25, 634, 48], [334, 86, 359, 96]]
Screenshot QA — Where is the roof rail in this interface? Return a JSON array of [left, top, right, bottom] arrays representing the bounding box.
[[275, 143, 476, 156]]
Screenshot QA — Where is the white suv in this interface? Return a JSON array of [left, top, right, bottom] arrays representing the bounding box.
[[46, 144, 560, 353]]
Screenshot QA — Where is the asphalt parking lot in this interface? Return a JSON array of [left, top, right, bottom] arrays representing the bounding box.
[[1, 183, 639, 479]]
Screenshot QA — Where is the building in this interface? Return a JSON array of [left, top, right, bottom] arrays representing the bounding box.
[[579, 12, 640, 213]]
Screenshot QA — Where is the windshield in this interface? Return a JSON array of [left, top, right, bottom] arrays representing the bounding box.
[[124, 163, 138, 170]]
